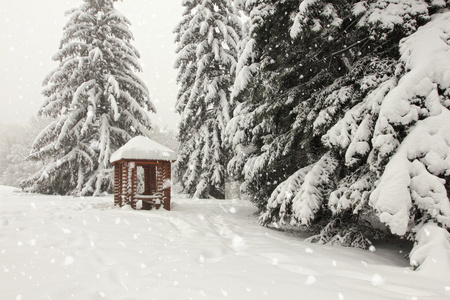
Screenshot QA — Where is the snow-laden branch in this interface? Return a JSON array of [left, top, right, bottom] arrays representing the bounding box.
[[370, 11, 450, 235]]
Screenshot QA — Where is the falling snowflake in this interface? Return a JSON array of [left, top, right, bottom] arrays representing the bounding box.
[[63, 255, 74, 266], [305, 275, 316, 285], [371, 273, 385, 286]]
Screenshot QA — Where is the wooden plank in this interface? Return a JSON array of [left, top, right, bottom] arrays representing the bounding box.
[[122, 163, 129, 205], [143, 166, 151, 195], [163, 161, 171, 211], [135, 194, 160, 199], [130, 164, 137, 210], [150, 165, 157, 194], [114, 165, 122, 206]]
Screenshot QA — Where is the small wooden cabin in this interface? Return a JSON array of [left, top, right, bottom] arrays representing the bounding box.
[[110, 136, 177, 210]]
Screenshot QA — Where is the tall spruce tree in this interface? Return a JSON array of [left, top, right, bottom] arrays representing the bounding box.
[[174, 0, 242, 198], [228, 0, 350, 209], [230, 0, 450, 268], [22, 0, 155, 195]]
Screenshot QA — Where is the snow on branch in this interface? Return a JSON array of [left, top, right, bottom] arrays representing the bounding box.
[[356, 0, 447, 40], [103, 9, 131, 27], [329, 167, 374, 215], [409, 223, 450, 273], [370, 11, 450, 236], [323, 77, 397, 162], [232, 38, 259, 99], [30, 122, 58, 154], [56, 108, 84, 149], [119, 90, 151, 121], [260, 164, 314, 226], [291, 152, 339, 226], [290, 1, 342, 39], [73, 79, 96, 108], [370, 108, 450, 235], [260, 152, 339, 227], [98, 114, 111, 168], [89, 47, 103, 62], [80, 105, 95, 136]]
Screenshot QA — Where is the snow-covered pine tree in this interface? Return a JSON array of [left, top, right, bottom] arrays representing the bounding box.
[[228, 0, 355, 210], [226, 1, 274, 200], [174, 0, 242, 198], [21, 0, 155, 195], [228, 0, 446, 256], [364, 4, 450, 270], [251, 0, 450, 268], [320, 0, 450, 268], [227, 0, 305, 208]]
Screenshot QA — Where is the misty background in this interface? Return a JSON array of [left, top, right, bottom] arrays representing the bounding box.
[[0, 0, 183, 186], [0, 0, 182, 131]]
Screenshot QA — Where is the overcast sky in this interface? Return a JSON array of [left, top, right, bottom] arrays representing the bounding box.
[[0, 0, 183, 131]]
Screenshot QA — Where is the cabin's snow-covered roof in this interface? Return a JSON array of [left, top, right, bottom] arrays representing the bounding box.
[[110, 136, 177, 163]]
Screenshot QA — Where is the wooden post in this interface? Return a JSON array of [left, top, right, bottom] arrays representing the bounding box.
[[122, 162, 129, 205], [163, 161, 171, 211], [143, 165, 151, 195], [149, 165, 157, 194], [156, 164, 164, 193], [114, 164, 122, 206], [155, 163, 163, 209], [130, 162, 137, 209], [142, 165, 152, 210]]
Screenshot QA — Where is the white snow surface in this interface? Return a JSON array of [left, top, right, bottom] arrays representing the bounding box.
[[110, 136, 177, 163], [1, 186, 449, 300]]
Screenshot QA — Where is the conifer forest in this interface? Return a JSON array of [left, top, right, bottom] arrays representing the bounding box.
[[1, 1, 450, 298]]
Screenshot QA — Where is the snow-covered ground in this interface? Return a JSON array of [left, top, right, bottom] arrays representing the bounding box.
[[0, 186, 448, 300]]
